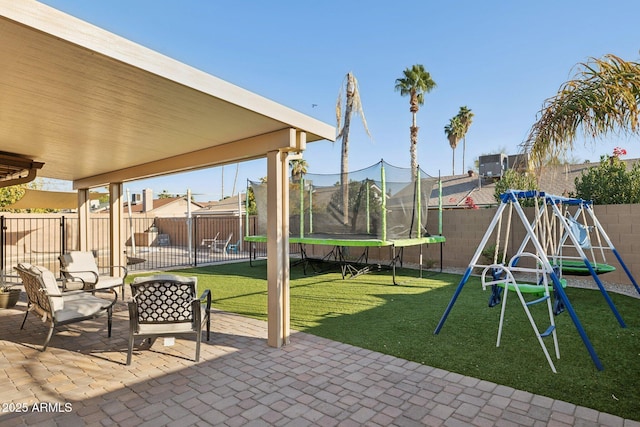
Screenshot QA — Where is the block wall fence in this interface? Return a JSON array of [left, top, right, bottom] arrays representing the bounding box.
[[304, 204, 640, 290], [2, 204, 638, 290], [418, 204, 639, 287]]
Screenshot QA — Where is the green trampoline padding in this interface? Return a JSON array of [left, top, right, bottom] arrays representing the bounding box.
[[244, 235, 445, 247], [497, 278, 567, 296], [555, 260, 616, 276]]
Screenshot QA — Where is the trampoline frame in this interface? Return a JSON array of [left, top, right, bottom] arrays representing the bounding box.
[[245, 235, 445, 284]]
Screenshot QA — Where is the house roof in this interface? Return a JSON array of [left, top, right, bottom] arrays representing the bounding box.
[[0, 1, 334, 189], [125, 197, 203, 213], [196, 194, 246, 215], [433, 158, 639, 207]]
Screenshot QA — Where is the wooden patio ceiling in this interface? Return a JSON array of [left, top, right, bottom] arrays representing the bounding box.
[[0, 1, 334, 189]]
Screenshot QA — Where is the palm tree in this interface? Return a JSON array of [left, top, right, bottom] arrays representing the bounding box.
[[395, 64, 436, 179], [523, 54, 640, 179], [444, 116, 463, 175], [290, 159, 308, 183], [336, 72, 371, 224], [456, 106, 474, 174]]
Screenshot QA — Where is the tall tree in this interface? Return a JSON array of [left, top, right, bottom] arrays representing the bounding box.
[[0, 185, 26, 210], [394, 64, 436, 178], [336, 72, 371, 224], [523, 54, 640, 179], [444, 116, 463, 175], [290, 159, 308, 183], [456, 106, 474, 174]]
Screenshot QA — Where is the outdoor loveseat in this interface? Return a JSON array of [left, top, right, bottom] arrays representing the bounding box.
[[14, 263, 115, 351]]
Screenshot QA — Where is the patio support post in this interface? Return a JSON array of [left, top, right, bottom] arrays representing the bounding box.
[[266, 149, 290, 347], [109, 183, 126, 278], [77, 189, 91, 251]]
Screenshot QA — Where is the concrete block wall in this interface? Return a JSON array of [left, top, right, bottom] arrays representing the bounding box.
[[304, 204, 639, 291], [400, 205, 640, 289], [2, 203, 639, 290]]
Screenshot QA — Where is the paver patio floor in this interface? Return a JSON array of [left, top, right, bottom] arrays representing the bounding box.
[[1, 293, 638, 426]]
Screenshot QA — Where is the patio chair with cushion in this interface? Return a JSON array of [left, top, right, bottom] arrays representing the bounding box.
[[127, 274, 211, 365], [14, 263, 115, 351], [59, 251, 127, 299]]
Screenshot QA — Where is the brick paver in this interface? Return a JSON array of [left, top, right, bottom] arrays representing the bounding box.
[[1, 295, 639, 426]]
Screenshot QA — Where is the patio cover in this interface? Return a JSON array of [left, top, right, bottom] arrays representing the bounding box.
[[0, 1, 334, 186], [0, 0, 335, 347]]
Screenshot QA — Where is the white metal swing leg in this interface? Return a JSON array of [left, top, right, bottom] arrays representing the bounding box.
[[523, 288, 558, 373], [488, 258, 559, 373], [496, 280, 508, 347], [512, 285, 558, 373]]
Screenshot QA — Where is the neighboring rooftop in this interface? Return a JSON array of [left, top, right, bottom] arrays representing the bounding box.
[[433, 158, 639, 208], [196, 194, 246, 216]]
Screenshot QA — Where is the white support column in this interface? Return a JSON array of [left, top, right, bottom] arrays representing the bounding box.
[[109, 183, 126, 276], [77, 189, 91, 251], [266, 149, 290, 347]]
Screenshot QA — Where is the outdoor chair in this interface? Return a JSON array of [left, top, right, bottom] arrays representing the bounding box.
[[127, 274, 211, 365], [14, 263, 115, 351], [212, 233, 233, 253], [59, 251, 127, 299], [200, 232, 220, 249], [226, 240, 241, 254]]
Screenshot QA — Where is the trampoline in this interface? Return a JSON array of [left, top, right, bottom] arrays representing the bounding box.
[[245, 234, 445, 284], [245, 160, 445, 283]]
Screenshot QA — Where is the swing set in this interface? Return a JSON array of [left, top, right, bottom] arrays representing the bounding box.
[[434, 190, 639, 372]]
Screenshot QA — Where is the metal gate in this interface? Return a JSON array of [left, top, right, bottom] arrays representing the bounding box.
[[0, 214, 265, 282]]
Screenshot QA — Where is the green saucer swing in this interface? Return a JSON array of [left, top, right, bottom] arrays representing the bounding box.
[[497, 277, 567, 297], [557, 260, 616, 276]]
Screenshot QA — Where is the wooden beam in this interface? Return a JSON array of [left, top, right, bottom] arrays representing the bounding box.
[[266, 132, 299, 347], [77, 189, 91, 251], [73, 128, 304, 189], [109, 183, 126, 282]]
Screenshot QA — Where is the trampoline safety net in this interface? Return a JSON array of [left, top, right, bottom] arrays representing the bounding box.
[[248, 160, 438, 241]]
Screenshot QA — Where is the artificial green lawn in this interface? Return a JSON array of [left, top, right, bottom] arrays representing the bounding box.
[[134, 261, 640, 420]]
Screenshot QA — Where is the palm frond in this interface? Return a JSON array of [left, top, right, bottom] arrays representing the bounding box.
[[394, 64, 436, 106], [335, 78, 344, 140], [350, 74, 372, 139], [526, 54, 640, 170], [444, 116, 463, 149]]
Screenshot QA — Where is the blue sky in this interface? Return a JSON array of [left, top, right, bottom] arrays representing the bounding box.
[[40, 0, 640, 201]]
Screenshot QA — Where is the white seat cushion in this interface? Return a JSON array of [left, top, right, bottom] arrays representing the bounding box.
[[93, 276, 123, 289], [136, 322, 195, 334], [55, 294, 112, 323]]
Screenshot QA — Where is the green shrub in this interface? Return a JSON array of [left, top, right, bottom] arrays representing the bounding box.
[[574, 155, 640, 204]]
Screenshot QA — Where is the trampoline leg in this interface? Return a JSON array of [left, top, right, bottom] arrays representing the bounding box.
[[419, 244, 423, 279], [392, 246, 398, 285]]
